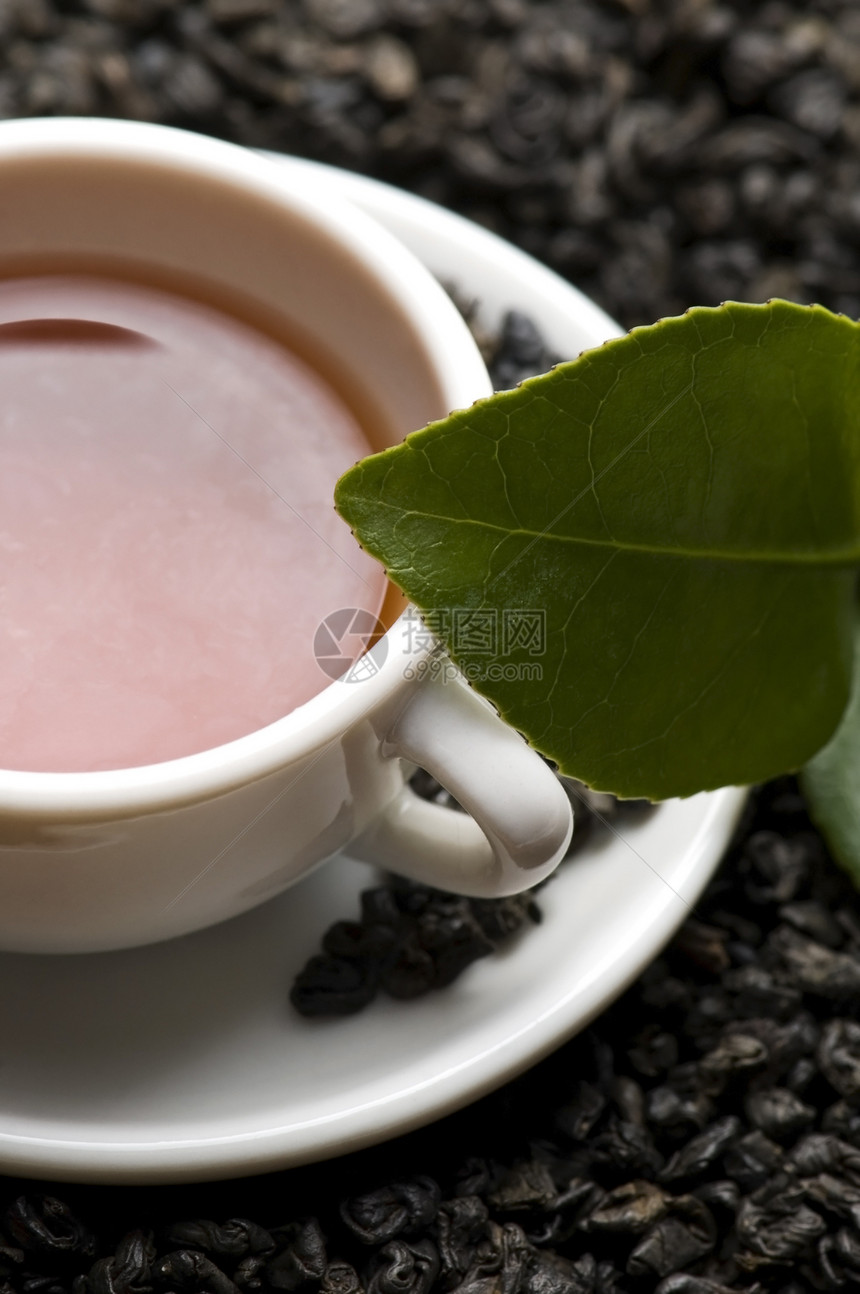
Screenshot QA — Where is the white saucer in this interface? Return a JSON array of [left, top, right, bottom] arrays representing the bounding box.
[[0, 158, 747, 1185]]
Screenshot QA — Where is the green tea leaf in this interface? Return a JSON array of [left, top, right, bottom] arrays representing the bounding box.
[[802, 615, 860, 885], [336, 301, 860, 799]]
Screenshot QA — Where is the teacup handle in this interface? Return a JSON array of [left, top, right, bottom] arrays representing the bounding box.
[[350, 669, 573, 897]]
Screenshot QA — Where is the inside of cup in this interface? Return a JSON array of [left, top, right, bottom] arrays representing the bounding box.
[[0, 125, 489, 780], [0, 141, 451, 450]]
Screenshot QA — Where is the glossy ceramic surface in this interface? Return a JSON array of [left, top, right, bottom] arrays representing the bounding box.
[[0, 157, 747, 1183], [0, 120, 572, 952]]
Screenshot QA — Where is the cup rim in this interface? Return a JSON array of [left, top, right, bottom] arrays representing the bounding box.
[[0, 117, 492, 812]]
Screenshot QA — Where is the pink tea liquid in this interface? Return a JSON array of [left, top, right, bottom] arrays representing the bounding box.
[[0, 274, 387, 772]]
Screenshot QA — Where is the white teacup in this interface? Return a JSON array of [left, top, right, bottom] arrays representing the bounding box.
[[0, 117, 572, 954]]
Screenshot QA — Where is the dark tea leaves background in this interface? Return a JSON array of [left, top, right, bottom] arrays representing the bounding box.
[[2, 2, 860, 1292]]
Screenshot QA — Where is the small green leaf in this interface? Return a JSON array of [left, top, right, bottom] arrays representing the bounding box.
[[336, 300, 860, 800], [802, 615, 860, 885]]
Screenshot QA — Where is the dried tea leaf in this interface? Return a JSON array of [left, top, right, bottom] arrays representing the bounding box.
[[336, 301, 860, 799]]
